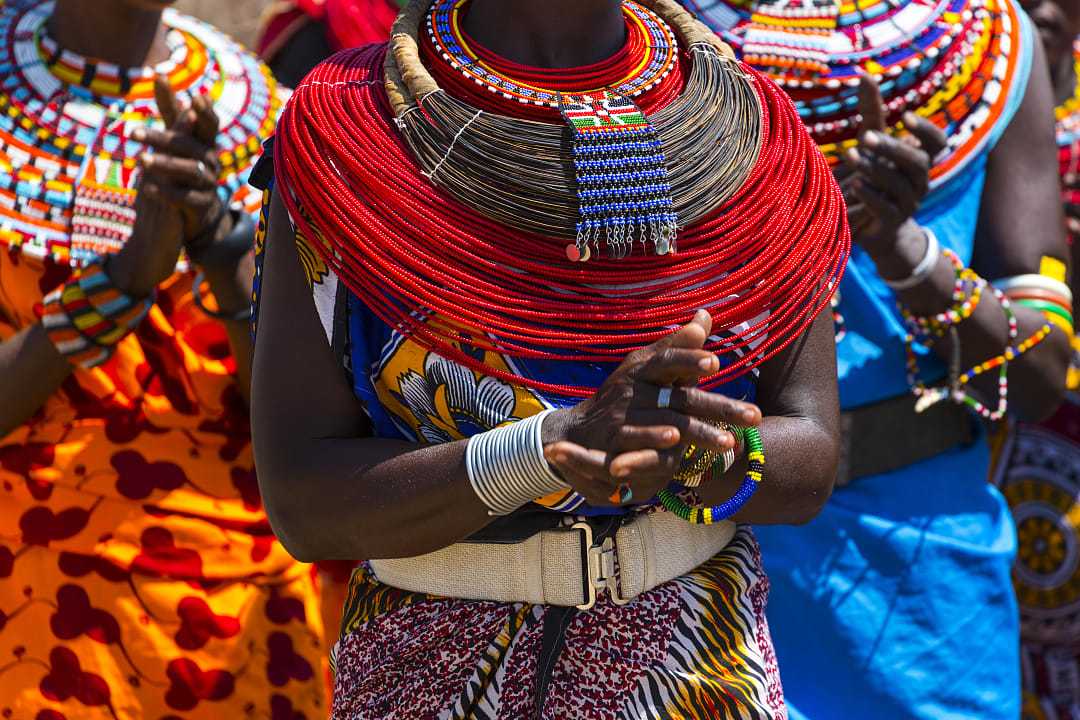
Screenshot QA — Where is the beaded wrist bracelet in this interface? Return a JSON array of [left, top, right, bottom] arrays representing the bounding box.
[[994, 272, 1074, 337], [658, 426, 764, 525], [38, 261, 154, 369], [899, 249, 984, 338]]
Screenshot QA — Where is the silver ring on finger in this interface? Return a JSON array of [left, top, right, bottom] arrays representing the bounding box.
[[657, 387, 673, 409], [197, 160, 209, 178]]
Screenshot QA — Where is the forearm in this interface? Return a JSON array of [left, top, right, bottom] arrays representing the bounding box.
[[255, 432, 493, 562], [875, 221, 1069, 421], [202, 253, 255, 405], [699, 413, 837, 525], [0, 324, 73, 437]]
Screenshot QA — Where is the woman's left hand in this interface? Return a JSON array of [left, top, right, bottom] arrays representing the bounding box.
[[838, 75, 948, 258]]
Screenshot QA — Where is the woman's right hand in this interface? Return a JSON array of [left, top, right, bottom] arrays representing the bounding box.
[[543, 310, 762, 507], [106, 77, 222, 298]]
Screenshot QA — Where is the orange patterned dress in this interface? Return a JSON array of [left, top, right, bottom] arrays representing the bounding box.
[[0, 3, 325, 719]]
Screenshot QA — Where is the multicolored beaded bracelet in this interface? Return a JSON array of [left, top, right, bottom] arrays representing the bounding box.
[[906, 285, 1017, 418], [658, 426, 764, 525], [952, 320, 1053, 421], [899, 249, 984, 338], [38, 261, 154, 369]]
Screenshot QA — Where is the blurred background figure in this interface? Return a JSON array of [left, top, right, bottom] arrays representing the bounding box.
[[992, 1, 1080, 718], [256, 0, 404, 87], [0, 1, 326, 718], [686, 0, 1072, 717]]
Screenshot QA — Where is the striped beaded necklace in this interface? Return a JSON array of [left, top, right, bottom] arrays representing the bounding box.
[[684, 0, 1029, 189], [425, 0, 683, 259], [0, 1, 283, 267]]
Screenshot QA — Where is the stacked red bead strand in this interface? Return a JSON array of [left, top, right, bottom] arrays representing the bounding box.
[[274, 44, 848, 397]]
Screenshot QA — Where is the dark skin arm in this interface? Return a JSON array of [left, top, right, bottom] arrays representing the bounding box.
[[0, 80, 252, 437], [253, 187, 840, 562], [840, 41, 1069, 422]]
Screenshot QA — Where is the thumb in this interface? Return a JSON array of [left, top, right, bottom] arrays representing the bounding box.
[[653, 309, 712, 352], [857, 72, 887, 134]]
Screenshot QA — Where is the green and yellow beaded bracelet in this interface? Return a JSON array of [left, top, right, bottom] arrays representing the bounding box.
[[658, 426, 764, 525]]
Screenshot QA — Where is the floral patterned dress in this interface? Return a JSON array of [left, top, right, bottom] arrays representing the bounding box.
[[0, 3, 326, 718]]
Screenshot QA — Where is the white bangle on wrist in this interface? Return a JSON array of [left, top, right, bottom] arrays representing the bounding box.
[[884, 227, 940, 291], [465, 410, 569, 516]]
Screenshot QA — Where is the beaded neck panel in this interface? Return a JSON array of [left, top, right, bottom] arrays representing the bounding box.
[[0, 0, 284, 267], [684, 0, 1030, 189], [427, 0, 680, 110]]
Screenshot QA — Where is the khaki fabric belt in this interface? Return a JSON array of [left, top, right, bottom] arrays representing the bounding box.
[[370, 511, 735, 609], [837, 393, 975, 486]]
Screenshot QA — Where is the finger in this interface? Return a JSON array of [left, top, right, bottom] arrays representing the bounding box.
[[649, 309, 713, 353], [857, 72, 887, 132], [635, 386, 761, 427], [613, 424, 682, 451], [634, 347, 719, 386], [544, 442, 617, 502], [625, 409, 739, 453], [844, 148, 921, 215], [190, 93, 220, 146], [853, 180, 902, 230], [608, 447, 683, 479], [902, 111, 948, 159], [132, 127, 218, 166], [861, 131, 929, 195], [154, 75, 181, 129], [139, 153, 217, 190]]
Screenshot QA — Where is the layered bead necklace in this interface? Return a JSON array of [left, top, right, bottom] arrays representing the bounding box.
[[274, 0, 849, 397], [684, 0, 1029, 189], [0, 1, 282, 267]]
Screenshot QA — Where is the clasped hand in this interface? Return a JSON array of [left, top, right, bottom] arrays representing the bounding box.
[[543, 310, 762, 507]]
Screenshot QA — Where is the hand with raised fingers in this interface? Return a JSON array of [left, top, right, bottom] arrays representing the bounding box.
[[839, 74, 948, 259], [108, 77, 229, 297], [542, 310, 762, 508]]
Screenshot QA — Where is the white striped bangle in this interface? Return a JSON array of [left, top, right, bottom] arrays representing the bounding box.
[[465, 410, 569, 516]]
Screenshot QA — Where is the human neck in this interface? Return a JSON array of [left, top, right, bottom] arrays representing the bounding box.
[[462, 0, 626, 68], [46, 0, 170, 68]]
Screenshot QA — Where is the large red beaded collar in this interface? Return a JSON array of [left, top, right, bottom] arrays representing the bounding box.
[[272, 0, 850, 396]]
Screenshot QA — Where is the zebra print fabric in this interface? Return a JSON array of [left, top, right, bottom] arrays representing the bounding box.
[[330, 525, 786, 719]]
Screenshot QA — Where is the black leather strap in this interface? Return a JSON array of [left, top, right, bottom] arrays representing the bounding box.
[[837, 394, 976, 485]]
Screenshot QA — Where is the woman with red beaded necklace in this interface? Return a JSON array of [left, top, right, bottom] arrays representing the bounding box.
[[252, 0, 848, 716]]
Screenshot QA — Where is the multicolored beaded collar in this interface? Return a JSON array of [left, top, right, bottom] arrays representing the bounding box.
[[684, 0, 1030, 188], [426, 0, 679, 108], [0, 0, 284, 267]]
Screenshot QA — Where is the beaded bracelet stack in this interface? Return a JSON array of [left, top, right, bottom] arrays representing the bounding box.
[[38, 261, 154, 369], [900, 250, 1056, 421], [993, 273, 1074, 338], [658, 426, 764, 525]]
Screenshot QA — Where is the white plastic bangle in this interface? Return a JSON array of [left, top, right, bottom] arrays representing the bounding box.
[[992, 274, 1073, 305], [465, 410, 569, 516], [884, 227, 941, 290]]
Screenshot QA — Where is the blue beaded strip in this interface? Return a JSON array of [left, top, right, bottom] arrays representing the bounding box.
[[559, 90, 678, 259]]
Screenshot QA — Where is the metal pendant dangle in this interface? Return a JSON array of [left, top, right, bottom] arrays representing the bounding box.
[[559, 90, 679, 262]]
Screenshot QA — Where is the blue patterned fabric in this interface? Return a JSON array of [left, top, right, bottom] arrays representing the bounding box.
[[346, 293, 758, 517]]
